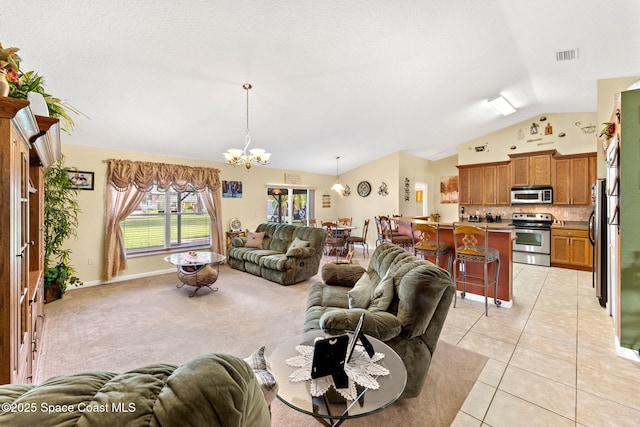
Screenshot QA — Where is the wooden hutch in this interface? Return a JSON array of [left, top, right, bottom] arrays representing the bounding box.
[[0, 97, 61, 384]]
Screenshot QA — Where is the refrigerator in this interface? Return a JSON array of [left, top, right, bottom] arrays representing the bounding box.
[[589, 178, 607, 307]]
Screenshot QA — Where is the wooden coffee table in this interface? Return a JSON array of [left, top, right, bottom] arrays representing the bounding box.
[[164, 251, 226, 297], [269, 330, 406, 426]]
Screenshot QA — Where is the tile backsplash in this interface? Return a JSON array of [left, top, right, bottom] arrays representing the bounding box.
[[463, 205, 592, 223]]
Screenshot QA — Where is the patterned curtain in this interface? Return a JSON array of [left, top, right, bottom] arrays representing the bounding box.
[[102, 159, 223, 281]]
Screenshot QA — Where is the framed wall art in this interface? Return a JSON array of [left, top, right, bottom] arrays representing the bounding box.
[[68, 171, 94, 190]]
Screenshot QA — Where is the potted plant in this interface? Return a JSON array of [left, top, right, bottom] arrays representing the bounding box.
[[44, 157, 82, 302], [9, 70, 84, 133]]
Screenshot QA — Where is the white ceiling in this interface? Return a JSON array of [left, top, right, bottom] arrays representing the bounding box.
[[2, 1, 639, 175]]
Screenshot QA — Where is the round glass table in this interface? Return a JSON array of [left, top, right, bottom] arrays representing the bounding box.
[[164, 251, 226, 297], [269, 330, 406, 426]]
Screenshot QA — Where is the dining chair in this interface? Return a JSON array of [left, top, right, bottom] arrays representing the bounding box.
[[347, 219, 370, 257], [451, 223, 501, 316], [379, 215, 412, 250], [322, 221, 344, 257]]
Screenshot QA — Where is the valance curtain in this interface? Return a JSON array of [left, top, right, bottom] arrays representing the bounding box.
[[102, 159, 223, 282]]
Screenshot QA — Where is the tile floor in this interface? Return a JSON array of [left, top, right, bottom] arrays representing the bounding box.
[[442, 262, 640, 427]]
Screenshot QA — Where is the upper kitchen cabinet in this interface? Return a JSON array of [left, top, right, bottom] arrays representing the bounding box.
[[458, 162, 510, 206], [552, 152, 596, 205], [509, 150, 555, 187], [482, 162, 510, 205], [457, 165, 483, 205]]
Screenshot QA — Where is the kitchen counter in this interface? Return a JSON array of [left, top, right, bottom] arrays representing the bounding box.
[[551, 221, 589, 229], [396, 217, 514, 305]]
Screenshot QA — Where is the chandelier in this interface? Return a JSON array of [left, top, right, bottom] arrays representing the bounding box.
[[223, 83, 271, 170], [330, 156, 345, 192]]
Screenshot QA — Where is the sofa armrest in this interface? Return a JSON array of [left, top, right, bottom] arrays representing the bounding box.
[[321, 263, 366, 287], [230, 237, 246, 247], [285, 247, 316, 258], [319, 309, 402, 341]]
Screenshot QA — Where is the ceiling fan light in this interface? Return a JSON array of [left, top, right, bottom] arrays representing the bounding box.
[[488, 95, 516, 116]]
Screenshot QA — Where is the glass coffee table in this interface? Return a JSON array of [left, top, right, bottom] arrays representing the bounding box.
[[269, 330, 406, 426], [164, 251, 226, 297]]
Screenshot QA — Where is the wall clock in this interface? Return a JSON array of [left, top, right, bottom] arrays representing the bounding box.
[[357, 181, 371, 197]]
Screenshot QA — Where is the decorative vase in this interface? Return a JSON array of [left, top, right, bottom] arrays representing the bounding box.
[[0, 69, 10, 97]]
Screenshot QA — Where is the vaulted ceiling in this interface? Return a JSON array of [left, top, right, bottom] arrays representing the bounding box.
[[3, 1, 639, 174]]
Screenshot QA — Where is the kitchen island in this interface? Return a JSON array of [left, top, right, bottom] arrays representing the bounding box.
[[395, 217, 515, 305]]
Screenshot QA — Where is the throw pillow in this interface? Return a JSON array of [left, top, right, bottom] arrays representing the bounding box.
[[368, 273, 395, 312], [286, 237, 309, 255], [243, 346, 278, 404], [347, 272, 375, 309], [245, 231, 265, 249]]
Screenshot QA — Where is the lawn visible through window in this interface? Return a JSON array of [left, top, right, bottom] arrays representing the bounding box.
[[122, 185, 211, 254]]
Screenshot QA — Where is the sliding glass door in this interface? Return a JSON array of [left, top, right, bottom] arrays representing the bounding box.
[[267, 187, 314, 226]]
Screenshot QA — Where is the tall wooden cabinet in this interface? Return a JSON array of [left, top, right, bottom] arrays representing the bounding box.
[[0, 98, 61, 385], [458, 162, 510, 206]]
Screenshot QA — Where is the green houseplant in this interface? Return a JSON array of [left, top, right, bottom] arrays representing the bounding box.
[[44, 157, 82, 302], [9, 70, 84, 134]]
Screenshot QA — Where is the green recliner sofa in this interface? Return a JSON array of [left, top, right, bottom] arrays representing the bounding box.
[[303, 242, 455, 398], [0, 353, 271, 427], [228, 222, 327, 285]]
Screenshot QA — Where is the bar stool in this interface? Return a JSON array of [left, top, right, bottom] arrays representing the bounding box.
[[410, 222, 452, 273], [452, 223, 501, 316]]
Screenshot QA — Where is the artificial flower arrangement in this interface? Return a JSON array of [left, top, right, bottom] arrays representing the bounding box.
[[0, 42, 21, 83], [1, 40, 85, 133], [600, 122, 616, 140]]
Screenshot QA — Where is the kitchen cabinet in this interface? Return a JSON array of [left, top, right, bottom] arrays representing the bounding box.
[[509, 150, 555, 187], [457, 165, 483, 205], [482, 162, 510, 205], [0, 98, 60, 384], [458, 162, 509, 206], [552, 153, 597, 205], [551, 227, 592, 270]]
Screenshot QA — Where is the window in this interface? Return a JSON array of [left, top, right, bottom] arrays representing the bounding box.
[[267, 187, 315, 225], [122, 185, 211, 254]]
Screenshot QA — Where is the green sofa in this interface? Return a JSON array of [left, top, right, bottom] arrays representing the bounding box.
[[0, 353, 271, 427], [303, 242, 455, 398], [228, 222, 327, 285]]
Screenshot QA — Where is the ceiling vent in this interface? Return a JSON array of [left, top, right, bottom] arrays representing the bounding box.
[[556, 49, 579, 62]]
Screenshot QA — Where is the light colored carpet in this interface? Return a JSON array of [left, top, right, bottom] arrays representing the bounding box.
[[38, 263, 487, 427]]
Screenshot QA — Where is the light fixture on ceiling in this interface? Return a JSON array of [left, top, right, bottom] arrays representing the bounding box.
[[330, 156, 345, 192], [223, 83, 271, 170], [487, 95, 516, 116]]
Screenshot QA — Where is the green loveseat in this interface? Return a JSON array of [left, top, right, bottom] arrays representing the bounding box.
[[228, 222, 327, 285], [303, 242, 455, 398], [0, 353, 271, 427]]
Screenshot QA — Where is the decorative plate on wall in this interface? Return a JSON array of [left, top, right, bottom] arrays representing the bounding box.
[[357, 181, 371, 197]]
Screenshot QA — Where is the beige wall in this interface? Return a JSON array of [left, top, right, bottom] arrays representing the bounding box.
[[62, 105, 626, 285], [62, 144, 336, 284], [457, 112, 598, 165]]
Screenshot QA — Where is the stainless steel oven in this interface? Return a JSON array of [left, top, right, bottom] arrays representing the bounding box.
[[511, 213, 552, 267]]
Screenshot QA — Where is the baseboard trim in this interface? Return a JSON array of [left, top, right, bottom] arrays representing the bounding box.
[[67, 268, 176, 290], [455, 290, 513, 309]]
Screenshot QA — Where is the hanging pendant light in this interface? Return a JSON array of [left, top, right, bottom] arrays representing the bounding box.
[[330, 156, 345, 192], [223, 83, 271, 170]]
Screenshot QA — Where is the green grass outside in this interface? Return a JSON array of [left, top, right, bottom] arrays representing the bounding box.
[[122, 214, 211, 251]]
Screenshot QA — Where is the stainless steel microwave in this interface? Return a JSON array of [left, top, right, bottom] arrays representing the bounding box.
[[511, 186, 553, 204]]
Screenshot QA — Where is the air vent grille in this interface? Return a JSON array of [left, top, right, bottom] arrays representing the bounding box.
[[556, 49, 579, 61]]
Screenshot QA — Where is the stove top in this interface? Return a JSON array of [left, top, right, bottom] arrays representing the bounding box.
[[512, 213, 552, 222], [511, 213, 553, 229]]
